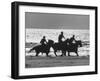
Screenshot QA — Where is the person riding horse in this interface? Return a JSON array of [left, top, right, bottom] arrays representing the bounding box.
[[40, 36, 47, 46], [69, 35, 76, 45], [58, 32, 65, 44], [29, 33, 82, 56]]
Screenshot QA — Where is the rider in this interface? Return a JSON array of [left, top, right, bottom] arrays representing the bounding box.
[[58, 32, 65, 44], [40, 36, 47, 46], [70, 35, 76, 44]]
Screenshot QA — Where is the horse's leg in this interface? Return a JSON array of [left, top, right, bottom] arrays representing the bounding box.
[[62, 50, 66, 56], [61, 51, 64, 56], [36, 51, 39, 56], [54, 50, 57, 56], [64, 51, 66, 56], [41, 52, 43, 56], [46, 52, 49, 57], [68, 51, 70, 56], [75, 51, 79, 56]]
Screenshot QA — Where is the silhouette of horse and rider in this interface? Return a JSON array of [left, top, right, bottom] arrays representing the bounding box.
[[28, 32, 82, 56]]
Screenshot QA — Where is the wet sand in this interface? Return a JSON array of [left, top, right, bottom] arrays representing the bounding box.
[[25, 55, 89, 68]]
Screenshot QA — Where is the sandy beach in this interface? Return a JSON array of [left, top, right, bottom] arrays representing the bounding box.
[[25, 55, 89, 68], [25, 29, 90, 68]]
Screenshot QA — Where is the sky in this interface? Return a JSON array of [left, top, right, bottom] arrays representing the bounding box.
[[25, 12, 89, 29]]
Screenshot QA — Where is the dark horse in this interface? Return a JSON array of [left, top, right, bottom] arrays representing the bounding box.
[[66, 40, 82, 56], [51, 41, 67, 56], [28, 40, 54, 56], [51, 39, 82, 56]]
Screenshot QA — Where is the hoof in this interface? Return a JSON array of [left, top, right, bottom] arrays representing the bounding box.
[[60, 55, 63, 56]]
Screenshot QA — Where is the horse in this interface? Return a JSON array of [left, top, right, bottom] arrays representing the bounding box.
[[51, 39, 82, 56], [28, 40, 54, 56], [51, 39, 68, 56], [66, 40, 82, 56]]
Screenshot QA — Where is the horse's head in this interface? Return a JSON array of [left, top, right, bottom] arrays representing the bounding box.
[[76, 40, 82, 47], [47, 40, 54, 47]]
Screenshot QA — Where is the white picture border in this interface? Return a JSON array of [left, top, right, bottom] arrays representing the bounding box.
[[19, 5, 95, 76]]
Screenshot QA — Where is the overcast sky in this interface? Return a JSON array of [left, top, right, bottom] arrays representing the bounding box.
[[25, 12, 89, 29]]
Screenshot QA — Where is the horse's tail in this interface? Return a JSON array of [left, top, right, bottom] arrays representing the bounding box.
[[28, 47, 35, 53]]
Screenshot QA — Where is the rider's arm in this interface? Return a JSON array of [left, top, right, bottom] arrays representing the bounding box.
[[44, 39, 47, 43], [63, 35, 65, 39], [46, 40, 48, 43]]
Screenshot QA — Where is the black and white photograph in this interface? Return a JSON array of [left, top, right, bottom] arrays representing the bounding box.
[[11, 1, 97, 79], [25, 12, 90, 68]]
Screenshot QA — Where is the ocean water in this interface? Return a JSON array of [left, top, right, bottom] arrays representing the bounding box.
[[25, 28, 90, 56], [26, 29, 89, 42]]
